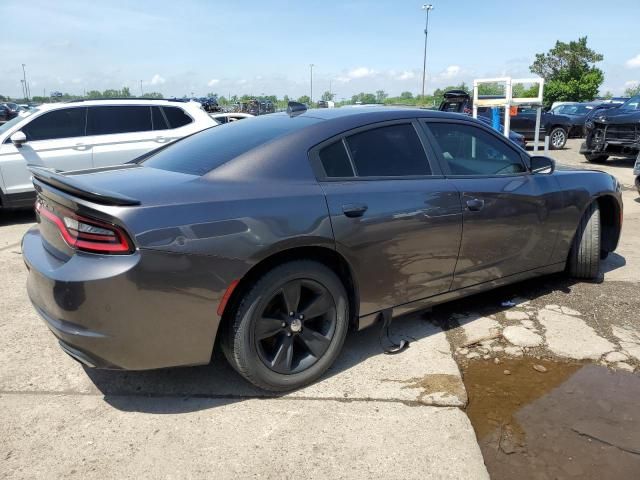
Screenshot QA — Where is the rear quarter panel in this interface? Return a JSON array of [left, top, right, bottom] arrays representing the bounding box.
[[549, 169, 621, 263]]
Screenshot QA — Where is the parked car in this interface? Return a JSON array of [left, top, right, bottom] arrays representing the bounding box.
[[0, 104, 15, 124], [23, 106, 622, 392], [549, 102, 602, 137], [439, 90, 574, 149], [0, 99, 217, 209], [580, 95, 640, 163]]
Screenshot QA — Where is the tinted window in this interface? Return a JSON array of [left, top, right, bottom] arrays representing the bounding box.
[[87, 106, 152, 135], [143, 114, 320, 175], [21, 108, 86, 141], [319, 140, 354, 178], [427, 122, 525, 176], [163, 106, 192, 128], [345, 124, 430, 177], [151, 106, 169, 130]]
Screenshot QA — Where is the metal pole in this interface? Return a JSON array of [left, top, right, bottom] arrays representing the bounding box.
[[421, 5, 433, 99], [309, 64, 314, 104], [20, 80, 25, 100], [21, 64, 29, 101], [140, 80, 143, 96], [533, 106, 542, 152]]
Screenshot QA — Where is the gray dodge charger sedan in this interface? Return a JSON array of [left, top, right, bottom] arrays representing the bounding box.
[[23, 106, 622, 391]]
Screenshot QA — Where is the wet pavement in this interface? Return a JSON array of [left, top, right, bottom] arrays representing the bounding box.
[[463, 358, 640, 479]]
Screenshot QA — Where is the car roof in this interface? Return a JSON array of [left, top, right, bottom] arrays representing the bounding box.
[[289, 106, 464, 122], [33, 99, 203, 113]]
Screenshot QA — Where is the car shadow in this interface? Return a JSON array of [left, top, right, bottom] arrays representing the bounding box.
[[0, 209, 35, 226], [602, 252, 626, 274], [87, 271, 593, 414]]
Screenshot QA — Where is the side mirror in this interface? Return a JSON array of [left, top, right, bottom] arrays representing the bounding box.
[[10, 131, 27, 147], [530, 155, 555, 174]]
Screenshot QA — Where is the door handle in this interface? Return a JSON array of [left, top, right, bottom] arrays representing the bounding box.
[[465, 198, 485, 211], [73, 143, 90, 151], [342, 203, 368, 218], [155, 136, 169, 143]]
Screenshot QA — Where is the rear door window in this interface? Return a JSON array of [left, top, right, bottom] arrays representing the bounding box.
[[344, 124, 431, 177], [21, 108, 87, 141], [86, 106, 152, 135], [163, 107, 192, 128]]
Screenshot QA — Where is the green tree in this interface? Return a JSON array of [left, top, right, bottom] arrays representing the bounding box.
[[600, 90, 613, 99], [142, 92, 163, 99], [297, 95, 311, 104], [530, 36, 604, 106], [375, 90, 388, 103], [321, 91, 335, 102], [624, 83, 640, 97], [400, 91, 413, 99]]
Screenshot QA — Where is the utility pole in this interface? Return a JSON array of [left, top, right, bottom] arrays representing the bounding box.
[[420, 4, 434, 99], [20, 80, 26, 100], [140, 80, 143, 96], [309, 64, 315, 105], [329, 79, 332, 99], [21, 64, 29, 101]]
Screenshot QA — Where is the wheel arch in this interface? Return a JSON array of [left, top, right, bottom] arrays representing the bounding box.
[[219, 245, 360, 334]]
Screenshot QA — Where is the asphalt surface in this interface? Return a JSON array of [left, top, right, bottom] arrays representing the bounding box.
[[1, 138, 638, 479]]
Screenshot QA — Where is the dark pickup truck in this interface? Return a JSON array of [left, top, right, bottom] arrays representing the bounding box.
[[581, 95, 640, 163]]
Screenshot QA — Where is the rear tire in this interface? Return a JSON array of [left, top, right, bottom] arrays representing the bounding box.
[[568, 202, 601, 279], [221, 260, 349, 392], [549, 127, 567, 150], [585, 153, 609, 163]]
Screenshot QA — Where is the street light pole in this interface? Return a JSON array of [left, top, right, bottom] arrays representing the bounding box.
[[140, 80, 143, 96], [22, 64, 29, 101], [20, 80, 26, 100], [309, 64, 315, 105], [421, 4, 434, 99]]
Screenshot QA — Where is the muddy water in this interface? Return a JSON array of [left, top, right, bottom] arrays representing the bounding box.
[[462, 358, 640, 479]]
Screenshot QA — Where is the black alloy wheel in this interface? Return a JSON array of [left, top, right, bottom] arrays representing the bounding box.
[[255, 278, 337, 374]]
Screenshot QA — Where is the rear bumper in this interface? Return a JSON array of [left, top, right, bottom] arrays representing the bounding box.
[[23, 226, 224, 370]]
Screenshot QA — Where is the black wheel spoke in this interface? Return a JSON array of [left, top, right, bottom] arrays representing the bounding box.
[[271, 335, 294, 371], [301, 292, 333, 320], [281, 281, 301, 314], [298, 327, 331, 358], [255, 316, 284, 340]]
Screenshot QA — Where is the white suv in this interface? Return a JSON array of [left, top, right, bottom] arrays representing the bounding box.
[[0, 99, 217, 209]]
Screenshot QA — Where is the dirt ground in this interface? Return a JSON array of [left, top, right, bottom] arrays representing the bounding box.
[[0, 138, 638, 479]]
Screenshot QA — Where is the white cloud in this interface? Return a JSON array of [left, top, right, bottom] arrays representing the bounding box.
[[396, 70, 415, 81], [625, 54, 640, 69], [237, 79, 247, 85], [438, 65, 461, 80], [71, 77, 83, 84], [207, 78, 220, 87], [150, 74, 165, 85], [348, 67, 375, 79], [624, 80, 639, 88]]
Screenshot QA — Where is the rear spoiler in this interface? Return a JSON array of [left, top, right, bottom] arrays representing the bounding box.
[[29, 166, 141, 206]]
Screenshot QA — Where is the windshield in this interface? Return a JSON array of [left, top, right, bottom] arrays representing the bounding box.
[[142, 114, 321, 175], [620, 96, 640, 111], [0, 110, 35, 137]]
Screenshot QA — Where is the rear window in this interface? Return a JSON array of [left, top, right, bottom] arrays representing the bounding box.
[[142, 114, 320, 175], [163, 106, 192, 128]]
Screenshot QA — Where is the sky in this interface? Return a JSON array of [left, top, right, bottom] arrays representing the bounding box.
[[1, 0, 639, 100]]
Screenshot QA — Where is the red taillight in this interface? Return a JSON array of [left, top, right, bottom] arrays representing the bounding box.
[[36, 200, 133, 254]]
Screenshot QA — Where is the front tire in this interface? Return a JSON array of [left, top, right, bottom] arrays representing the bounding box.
[[568, 202, 601, 279], [221, 260, 349, 391], [585, 153, 609, 163], [549, 127, 567, 150]]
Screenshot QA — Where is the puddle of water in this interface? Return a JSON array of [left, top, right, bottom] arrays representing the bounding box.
[[462, 358, 640, 479]]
